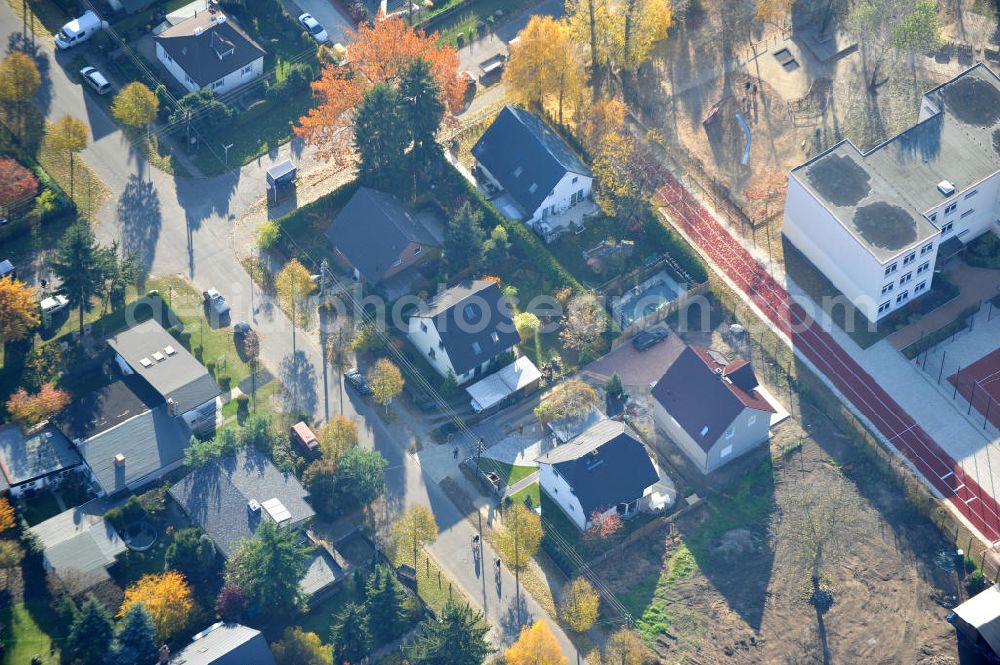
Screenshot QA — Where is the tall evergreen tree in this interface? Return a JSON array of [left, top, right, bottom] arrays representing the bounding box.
[[399, 58, 444, 169], [443, 202, 486, 273], [50, 223, 113, 336], [114, 603, 157, 665], [353, 83, 409, 190], [224, 521, 312, 616], [330, 601, 372, 665], [410, 599, 492, 665], [365, 564, 407, 643], [66, 597, 115, 665]]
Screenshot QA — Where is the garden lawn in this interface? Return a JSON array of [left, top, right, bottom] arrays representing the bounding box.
[[508, 482, 540, 509], [475, 458, 534, 486], [0, 603, 60, 665]]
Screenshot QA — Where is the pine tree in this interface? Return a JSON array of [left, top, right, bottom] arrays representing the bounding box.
[[399, 58, 444, 169], [365, 564, 408, 642], [49, 223, 113, 336], [114, 603, 157, 665], [353, 83, 409, 190], [66, 597, 114, 665], [411, 599, 492, 665], [443, 202, 486, 273], [330, 601, 372, 664]]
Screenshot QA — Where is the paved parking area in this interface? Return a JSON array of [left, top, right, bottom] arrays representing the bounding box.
[[284, 0, 353, 45], [582, 325, 684, 387]]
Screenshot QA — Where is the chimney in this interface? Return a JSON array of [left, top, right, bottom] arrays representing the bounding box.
[[114, 453, 126, 466], [167, 398, 177, 416]]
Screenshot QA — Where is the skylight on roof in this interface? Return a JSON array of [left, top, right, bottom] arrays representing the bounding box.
[[472, 341, 482, 355], [528, 183, 538, 193], [139, 357, 153, 368], [513, 166, 524, 177], [699, 425, 709, 437], [261, 497, 292, 524], [463, 303, 477, 322], [164, 345, 177, 356], [152, 351, 165, 362]]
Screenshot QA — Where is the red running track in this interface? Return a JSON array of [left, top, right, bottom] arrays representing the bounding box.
[[654, 171, 1000, 544]]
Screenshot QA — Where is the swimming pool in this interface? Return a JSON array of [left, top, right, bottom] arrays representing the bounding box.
[[612, 271, 682, 328]]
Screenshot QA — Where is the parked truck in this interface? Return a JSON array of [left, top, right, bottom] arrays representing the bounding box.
[[478, 52, 507, 86], [55, 11, 108, 50]]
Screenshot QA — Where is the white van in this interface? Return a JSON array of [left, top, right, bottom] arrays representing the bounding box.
[[55, 11, 107, 49]]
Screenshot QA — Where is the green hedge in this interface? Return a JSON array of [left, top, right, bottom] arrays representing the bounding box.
[[437, 157, 584, 292], [642, 208, 709, 283], [272, 179, 360, 261]]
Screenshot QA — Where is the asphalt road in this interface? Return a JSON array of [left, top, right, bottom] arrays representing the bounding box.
[[0, 1, 583, 658]]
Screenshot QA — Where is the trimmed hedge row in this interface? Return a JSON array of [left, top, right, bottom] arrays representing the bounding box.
[[642, 208, 709, 283], [272, 179, 361, 261]]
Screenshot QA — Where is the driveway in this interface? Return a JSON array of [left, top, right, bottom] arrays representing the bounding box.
[[283, 0, 354, 46], [582, 325, 684, 387]]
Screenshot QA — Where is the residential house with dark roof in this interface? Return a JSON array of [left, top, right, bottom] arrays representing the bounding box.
[[325, 187, 442, 285], [169, 447, 343, 597], [56, 377, 193, 496], [536, 420, 662, 530], [30, 500, 126, 595], [155, 8, 266, 95], [168, 622, 276, 665], [472, 106, 594, 241], [406, 280, 520, 385], [0, 424, 81, 498], [783, 63, 1000, 322], [107, 318, 220, 435], [651, 346, 776, 474], [169, 446, 314, 558]]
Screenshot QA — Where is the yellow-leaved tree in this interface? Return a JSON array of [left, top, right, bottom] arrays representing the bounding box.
[[112, 82, 159, 131], [0, 51, 40, 132], [504, 16, 586, 124], [559, 577, 600, 633], [0, 497, 16, 533], [605, 627, 649, 665], [756, 0, 794, 26], [275, 258, 315, 327], [391, 504, 438, 570], [367, 358, 404, 411], [119, 571, 194, 640], [504, 620, 567, 665], [317, 416, 358, 462], [0, 275, 40, 359], [565, 0, 672, 76], [45, 115, 88, 198]]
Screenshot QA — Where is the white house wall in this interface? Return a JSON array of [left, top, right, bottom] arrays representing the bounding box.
[[527, 171, 593, 223], [538, 463, 586, 530], [923, 174, 1000, 247], [407, 318, 459, 382], [155, 42, 263, 96]]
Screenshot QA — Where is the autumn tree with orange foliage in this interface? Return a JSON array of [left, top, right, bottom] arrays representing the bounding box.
[[296, 15, 461, 163], [0, 275, 40, 360], [6, 384, 70, 427], [0, 497, 15, 533], [504, 620, 566, 665], [120, 571, 194, 640]]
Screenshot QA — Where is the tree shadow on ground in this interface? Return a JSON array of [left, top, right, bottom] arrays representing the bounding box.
[[116, 174, 161, 271], [280, 349, 317, 418], [498, 591, 530, 640]]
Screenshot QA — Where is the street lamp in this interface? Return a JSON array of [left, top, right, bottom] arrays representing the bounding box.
[[223, 143, 234, 169]]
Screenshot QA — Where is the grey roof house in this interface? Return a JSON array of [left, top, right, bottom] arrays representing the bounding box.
[[0, 424, 82, 497], [169, 622, 276, 665], [169, 446, 315, 558], [107, 318, 220, 434], [30, 500, 126, 595], [325, 187, 441, 285], [651, 346, 776, 474], [155, 9, 266, 95], [406, 280, 520, 385], [537, 420, 661, 530], [56, 377, 192, 496], [472, 106, 594, 234]]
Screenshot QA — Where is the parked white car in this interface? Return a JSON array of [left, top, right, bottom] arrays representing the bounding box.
[[298, 13, 329, 44], [202, 289, 230, 319], [40, 294, 70, 316]]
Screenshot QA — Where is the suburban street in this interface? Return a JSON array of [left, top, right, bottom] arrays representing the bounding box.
[[0, 0, 583, 658]]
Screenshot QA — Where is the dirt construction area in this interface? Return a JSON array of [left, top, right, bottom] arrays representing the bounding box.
[[593, 302, 970, 663], [631, 0, 1000, 270]]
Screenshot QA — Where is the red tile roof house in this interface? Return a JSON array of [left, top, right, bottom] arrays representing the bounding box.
[[650, 346, 776, 474]]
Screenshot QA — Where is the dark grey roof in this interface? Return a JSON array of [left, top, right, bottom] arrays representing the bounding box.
[[106, 319, 220, 414], [651, 347, 772, 451], [792, 64, 1000, 262], [0, 260, 13, 278], [411, 280, 520, 376], [77, 404, 191, 495], [171, 623, 276, 665], [472, 106, 592, 216], [169, 447, 314, 558], [30, 500, 126, 595], [0, 424, 81, 486], [56, 376, 160, 442], [155, 10, 266, 88], [325, 188, 440, 283], [536, 420, 658, 516]]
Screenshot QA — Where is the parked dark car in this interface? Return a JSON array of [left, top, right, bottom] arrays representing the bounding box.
[[631, 329, 669, 351], [345, 368, 372, 395]]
